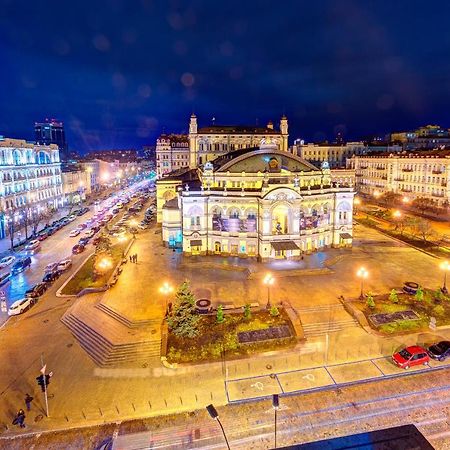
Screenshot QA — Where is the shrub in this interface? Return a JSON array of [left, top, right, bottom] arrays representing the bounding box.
[[433, 305, 445, 317], [415, 286, 424, 302], [366, 293, 375, 309], [216, 305, 224, 324], [389, 289, 398, 304], [243, 303, 251, 320], [270, 305, 280, 317]]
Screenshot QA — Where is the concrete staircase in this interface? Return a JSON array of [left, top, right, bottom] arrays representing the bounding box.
[[61, 292, 163, 367], [302, 318, 360, 337]]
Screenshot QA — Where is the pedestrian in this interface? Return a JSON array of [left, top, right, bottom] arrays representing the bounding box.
[[129, 255, 132, 263], [13, 409, 26, 428], [135, 253, 138, 263], [24, 393, 33, 411]]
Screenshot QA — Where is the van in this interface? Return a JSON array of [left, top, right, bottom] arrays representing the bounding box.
[[11, 257, 32, 275]]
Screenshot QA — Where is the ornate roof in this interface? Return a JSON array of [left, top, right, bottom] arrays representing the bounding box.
[[197, 125, 279, 135], [214, 148, 320, 173]]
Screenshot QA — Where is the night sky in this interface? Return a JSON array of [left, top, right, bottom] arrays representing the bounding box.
[[1, 0, 450, 153]]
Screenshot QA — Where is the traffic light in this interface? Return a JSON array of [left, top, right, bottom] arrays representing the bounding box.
[[36, 374, 51, 392]]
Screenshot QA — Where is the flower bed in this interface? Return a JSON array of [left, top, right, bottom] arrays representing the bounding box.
[[166, 309, 296, 363], [355, 289, 450, 335]]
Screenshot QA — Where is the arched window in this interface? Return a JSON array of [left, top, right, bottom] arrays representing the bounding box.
[[13, 150, 23, 165], [37, 152, 51, 164], [229, 208, 240, 218]]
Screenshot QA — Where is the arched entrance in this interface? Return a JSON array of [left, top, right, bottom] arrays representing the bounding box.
[[272, 204, 289, 235], [214, 241, 221, 253]]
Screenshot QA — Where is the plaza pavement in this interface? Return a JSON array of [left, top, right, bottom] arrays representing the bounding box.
[[0, 220, 448, 438]]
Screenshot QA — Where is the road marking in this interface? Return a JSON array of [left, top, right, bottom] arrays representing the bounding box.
[[250, 381, 264, 391], [302, 374, 315, 382]]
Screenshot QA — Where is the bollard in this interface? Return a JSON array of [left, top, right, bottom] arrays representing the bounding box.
[[132, 403, 136, 411], [116, 406, 120, 414], [82, 410, 86, 420], [164, 399, 168, 407], [65, 415, 69, 422], [210, 392, 213, 400], [99, 407, 103, 417], [179, 396, 183, 405], [195, 394, 198, 402], [148, 401, 152, 410]]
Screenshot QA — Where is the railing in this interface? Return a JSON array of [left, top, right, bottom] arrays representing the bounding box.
[[402, 168, 413, 172]]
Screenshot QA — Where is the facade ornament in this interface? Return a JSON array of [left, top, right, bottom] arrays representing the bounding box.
[[185, 184, 190, 191]]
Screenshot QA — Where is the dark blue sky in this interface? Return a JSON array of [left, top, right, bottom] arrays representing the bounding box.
[[1, 0, 450, 152]]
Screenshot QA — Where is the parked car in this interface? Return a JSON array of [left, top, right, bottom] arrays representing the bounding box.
[[0, 272, 11, 286], [0, 255, 16, 268], [69, 229, 81, 237], [78, 223, 88, 229], [72, 244, 85, 254], [57, 259, 72, 271], [84, 229, 95, 238], [78, 237, 90, 246], [42, 270, 62, 283], [392, 346, 430, 369], [427, 341, 450, 361], [68, 214, 77, 222], [25, 282, 48, 298], [11, 257, 32, 275], [25, 240, 41, 253], [8, 298, 35, 316], [37, 231, 49, 241], [44, 262, 59, 273]]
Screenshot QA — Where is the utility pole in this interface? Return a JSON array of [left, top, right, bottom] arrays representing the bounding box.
[[40, 354, 49, 417]]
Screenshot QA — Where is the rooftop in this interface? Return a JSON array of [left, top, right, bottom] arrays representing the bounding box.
[[358, 148, 450, 158], [197, 125, 280, 135]]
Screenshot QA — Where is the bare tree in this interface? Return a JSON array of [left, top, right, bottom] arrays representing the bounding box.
[[412, 218, 435, 243], [29, 205, 55, 237], [1, 206, 22, 250]]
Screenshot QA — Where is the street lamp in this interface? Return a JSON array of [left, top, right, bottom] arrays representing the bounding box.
[[206, 404, 230, 450], [441, 260, 450, 294], [393, 209, 401, 219], [272, 394, 280, 449], [263, 273, 275, 309], [356, 267, 368, 299], [373, 190, 381, 199], [159, 281, 174, 316], [402, 196, 410, 204]]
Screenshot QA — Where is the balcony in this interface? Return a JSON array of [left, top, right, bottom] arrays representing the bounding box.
[[442, 182, 447, 187], [432, 170, 443, 174], [402, 168, 413, 172], [381, 175, 387, 180], [431, 192, 445, 198], [360, 165, 368, 169], [375, 166, 385, 171], [394, 177, 404, 182]]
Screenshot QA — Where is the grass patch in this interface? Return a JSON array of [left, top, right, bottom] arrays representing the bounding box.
[[61, 243, 127, 295], [167, 310, 296, 363]]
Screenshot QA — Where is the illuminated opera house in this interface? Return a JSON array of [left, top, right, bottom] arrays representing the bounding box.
[[156, 140, 355, 261]]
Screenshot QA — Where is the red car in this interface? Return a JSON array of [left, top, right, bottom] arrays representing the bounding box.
[[392, 346, 430, 369], [72, 244, 85, 254]]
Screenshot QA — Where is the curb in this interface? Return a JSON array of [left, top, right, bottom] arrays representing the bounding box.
[[56, 252, 95, 298]]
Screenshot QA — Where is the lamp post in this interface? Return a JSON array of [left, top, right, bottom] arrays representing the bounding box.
[[353, 197, 361, 214], [263, 273, 275, 309], [392, 209, 401, 230], [206, 404, 230, 450], [272, 394, 280, 449], [356, 267, 368, 299], [159, 281, 173, 316], [441, 260, 450, 294]]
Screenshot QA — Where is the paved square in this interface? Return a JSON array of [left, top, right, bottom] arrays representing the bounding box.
[[326, 360, 383, 384], [277, 367, 334, 392], [226, 375, 282, 401]]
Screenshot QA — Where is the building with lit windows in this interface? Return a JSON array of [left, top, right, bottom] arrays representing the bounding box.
[[0, 136, 63, 238], [156, 134, 190, 178], [61, 168, 92, 204], [35, 119, 68, 161], [390, 125, 450, 150], [157, 145, 355, 260], [187, 114, 289, 168], [349, 149, 450, 207]]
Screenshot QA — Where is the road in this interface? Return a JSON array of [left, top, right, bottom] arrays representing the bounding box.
[[0, 178, 152, 326]]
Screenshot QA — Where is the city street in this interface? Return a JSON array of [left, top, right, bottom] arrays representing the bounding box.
[[0, 201, 448, 448]]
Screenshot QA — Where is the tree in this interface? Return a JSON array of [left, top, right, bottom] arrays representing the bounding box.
[[167, 282, 201, 338], [29, 205, 55, 237], [216, 305, 224, 324], [389, 289, 398, 304], [415, 219, 435, 243], [1, 206, 23, 250], [415, 286, 424, 302], [243, 303, 251, 320], [366, 293, 375, 309], [95, 235, 112, 256]]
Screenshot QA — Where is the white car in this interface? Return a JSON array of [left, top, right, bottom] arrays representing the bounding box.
[[25, 240, 41, 251], [8, 297, 35, 316], [69, 229, 81, 237], [84, 229, 95, 238], [57, 259, 72, 271], [0, 255, 16, 268], [44, 262, 59, 273]]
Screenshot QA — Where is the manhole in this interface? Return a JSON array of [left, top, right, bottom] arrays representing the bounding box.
[[66, 343, 73, 348], [266, 364, 272, 370], [43, 319, 49, 323], [34, 414, 44, 423]]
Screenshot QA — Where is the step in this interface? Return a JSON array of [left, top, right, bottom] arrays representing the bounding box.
[[96, 302, 162, 329], [297, 304, 345, 313]]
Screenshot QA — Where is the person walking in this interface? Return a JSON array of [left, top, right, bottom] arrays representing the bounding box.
[[135, 253, 138, 263], [13, 409, 26, 428], [129, 255, 132, 263], [24, 394, 33, 411]]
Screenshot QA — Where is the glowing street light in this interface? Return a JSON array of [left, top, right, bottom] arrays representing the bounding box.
[[393, 210, 401, 218], [373, 190, 381, 199], [402, 196, 410, 204], [160, 281, 174, 315], [263, 273, 275, 309], [441, 260, 450, 294], [97, 256, 113, 271], [356, 267, 369, 299]]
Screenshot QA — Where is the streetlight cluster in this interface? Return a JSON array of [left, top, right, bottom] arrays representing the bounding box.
[[356, 266, 369, 299], [263, 272, 275, 309]]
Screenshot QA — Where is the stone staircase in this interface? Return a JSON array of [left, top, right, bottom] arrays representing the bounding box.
[[61, 296, 163, 367], [298, 303, 360, 338], [95, 302, 161, 329]]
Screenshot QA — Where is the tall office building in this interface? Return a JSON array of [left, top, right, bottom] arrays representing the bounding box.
[[35, 119, 68, 160]]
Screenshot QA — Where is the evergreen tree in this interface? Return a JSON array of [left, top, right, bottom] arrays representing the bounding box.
[[366, 293, 375, 309], [167, 282, 200, 338], [270, 305, 280, 316], [216, 305, 224, 323], [243, 303, 251, 319], [389, 289, 398, 304]]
